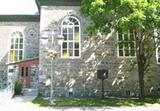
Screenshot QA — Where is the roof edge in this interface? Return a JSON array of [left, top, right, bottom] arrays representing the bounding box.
[[0, 15, 40, 22], [39, 0, 81, 6]]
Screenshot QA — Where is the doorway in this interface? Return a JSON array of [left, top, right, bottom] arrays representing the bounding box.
[[20, 66, 31, 88]]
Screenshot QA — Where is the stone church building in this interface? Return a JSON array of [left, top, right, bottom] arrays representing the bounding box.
[[0, 0, 160, 98]]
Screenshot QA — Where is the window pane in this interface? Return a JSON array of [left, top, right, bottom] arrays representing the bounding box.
[[74, 33, 79, 41], [15, 44, 18, 49], [69, 18, 74, 22], [74, 27, 79, 41], [20, 38, 23, 43], [19, 44, 23, 49], [130, 33, 134, 41], [63, 42, 67, 49], [63, 50, 68, 57], [75, 50, 79, 56], [124, 34, 128, 41], [75, 27, 79, 33], [125, 50, 129, 56], [63, 21, 67, 25], [15, 38, 19, 44], [130, 42, 135, 49], [124, 43, 129, 50], [19, 33, 23, 38], [69, 50, 73, 56], [69, 33, 73, 40], [75, 43, 79, 49], [130, 50, 135, 56], [19, 50, 23, 56], [118, 33, 123, 41], [74, 21, 79, 25], [10, 50, 14, 62], [11, 44, 14, 49], [19, 55, 22, 60], [119, 43, 123, 49], [63, 27, 67, 34], [69, 42, 73, 49], [63, 34, 67, 40], [15, 56, 18, 61], [26, 67, 28, 77], [69, 27, 73, 34], [15, 50, 18, 56], [119, 50, 123, 56]]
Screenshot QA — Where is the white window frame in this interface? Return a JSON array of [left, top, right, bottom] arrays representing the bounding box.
[[9, 31, 24, 63], [60, 16, 81, 59], [156, 46, 160, 64], [117, 30, 136, 58]]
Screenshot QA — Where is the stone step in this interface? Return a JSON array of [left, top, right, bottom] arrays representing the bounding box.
[[22, 88, 38, 96]]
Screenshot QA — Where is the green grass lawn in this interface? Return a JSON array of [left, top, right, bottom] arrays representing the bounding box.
[[32, 98, 160, 107], [32, 98, 51, 107]]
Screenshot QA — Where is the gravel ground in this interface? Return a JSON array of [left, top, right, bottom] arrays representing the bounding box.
[[0, 96, 160, 111]]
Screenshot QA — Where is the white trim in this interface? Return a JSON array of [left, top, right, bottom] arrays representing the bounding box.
[[60, 15, 81, 59], [156, 46, 160, 64], [117, 31, 136, 58], [8, 31, 24, 63]]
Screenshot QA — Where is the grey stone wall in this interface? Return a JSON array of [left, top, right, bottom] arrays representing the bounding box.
[[39, 6, 160, 98], [31, 64, 39, 89], [0, 22, 39, 89]]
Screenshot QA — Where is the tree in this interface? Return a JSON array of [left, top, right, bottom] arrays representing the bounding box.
[[80, 0, 160, 99]]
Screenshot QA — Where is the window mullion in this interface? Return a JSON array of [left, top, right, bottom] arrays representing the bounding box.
[[18, 38, 20, 61], [73, 25, 75, 57], [67, 27, 69, 57], [123, 34, 125, 57], [128, 31, 131, 57]]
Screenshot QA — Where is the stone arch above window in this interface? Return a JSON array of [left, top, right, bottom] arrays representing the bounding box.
[[9, 31, 24, 63], [61, 16, 81, 58]]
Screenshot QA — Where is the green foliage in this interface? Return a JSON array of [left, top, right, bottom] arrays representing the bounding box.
[[81, 0, 160, 99], [32, 98, 51, 107], [81, 0, 160, 35], [54, 98, 160, 106], [14, 80, 23, 95]]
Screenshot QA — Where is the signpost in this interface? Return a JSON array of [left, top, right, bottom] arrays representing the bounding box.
[[97, 69, 108, 99]]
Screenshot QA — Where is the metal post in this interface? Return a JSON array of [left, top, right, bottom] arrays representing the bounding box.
[[50, 60, 53, 102], [102, 79, 104, 99], [50, 31, 54, 103]]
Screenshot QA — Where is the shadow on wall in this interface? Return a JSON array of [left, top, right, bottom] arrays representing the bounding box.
[[46, 31, 142, 98], [41, 16, 159, 98]]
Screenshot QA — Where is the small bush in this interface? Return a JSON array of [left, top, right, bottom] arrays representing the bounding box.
[[14, 80, 23, 95]]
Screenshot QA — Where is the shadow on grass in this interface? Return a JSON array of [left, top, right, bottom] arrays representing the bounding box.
[[32, 98, 160, 107], [54, 98, 160, 107]]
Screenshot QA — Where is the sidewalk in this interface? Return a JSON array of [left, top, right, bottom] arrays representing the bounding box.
[[0, 95, 160, 111]]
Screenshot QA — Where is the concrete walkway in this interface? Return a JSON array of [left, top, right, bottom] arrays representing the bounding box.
[[1, 95, 160, 111]]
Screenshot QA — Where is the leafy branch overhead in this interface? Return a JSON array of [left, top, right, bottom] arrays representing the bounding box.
[[81, 0, 160, 99], [81, 0, 160, 35]]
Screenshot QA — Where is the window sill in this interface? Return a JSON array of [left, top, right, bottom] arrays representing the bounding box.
[[117, 56, 136, 59]]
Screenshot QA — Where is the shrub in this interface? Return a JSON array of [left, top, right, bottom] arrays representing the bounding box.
[[14, 80, 23, 95]]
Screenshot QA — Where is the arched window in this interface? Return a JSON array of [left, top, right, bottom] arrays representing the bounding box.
[[9, 31, 23, 62], [61, 16, 81, 58]]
